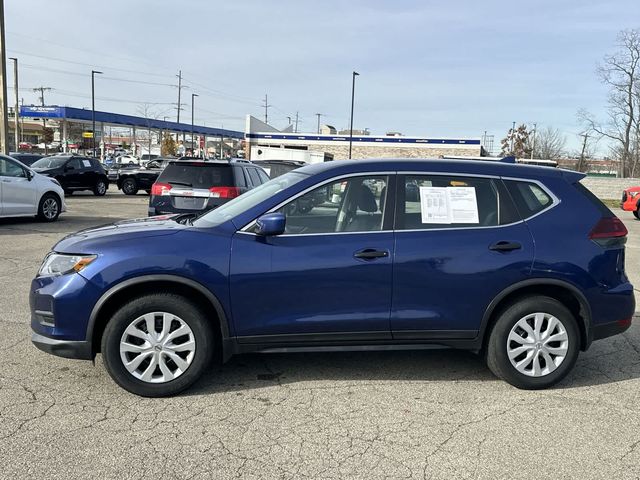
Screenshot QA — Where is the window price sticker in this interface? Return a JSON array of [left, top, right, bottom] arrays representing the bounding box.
[[419, 187, 479, 224]]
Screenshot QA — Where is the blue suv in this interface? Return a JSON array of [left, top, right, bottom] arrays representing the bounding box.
[[30, 159, 635, 396]]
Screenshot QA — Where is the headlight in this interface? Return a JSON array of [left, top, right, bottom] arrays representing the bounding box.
[[38, 253, 97, 276]]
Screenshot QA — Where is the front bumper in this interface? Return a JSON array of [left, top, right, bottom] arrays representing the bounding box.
[[31, 330, 93, 360]]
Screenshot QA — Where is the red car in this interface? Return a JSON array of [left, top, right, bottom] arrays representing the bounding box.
[[621, 186, 640, 219]]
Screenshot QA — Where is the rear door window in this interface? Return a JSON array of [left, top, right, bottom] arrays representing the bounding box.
[[233, 166, 247, 187], [158, 164, 233, 189], [397, 175, 507, 230]]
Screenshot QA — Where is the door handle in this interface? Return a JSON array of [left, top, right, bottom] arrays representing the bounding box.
[[354, 248, 389, 260], [489, 241, 522, 252]]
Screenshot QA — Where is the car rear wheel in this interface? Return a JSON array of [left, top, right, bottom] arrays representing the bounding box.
[[94, 179, 107, 196], [486, 296, 579, 389], [101, 293, 215, 397], [37, 193, 61, 222], [634, 208, 639, 219], [122, 178, 138, 195]]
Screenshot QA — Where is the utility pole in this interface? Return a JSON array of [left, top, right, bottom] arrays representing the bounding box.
[[577, 132, 589, 173], [530, 123, 537, 159], [294, 111, 299, 133], [9, 57, 18, 151], [176, 70, 183, 123], [316, 113, 322, 134], [348, 71, 359, 159], [0, 0, 9, 154], [33, 86, 51, 155], [509, 121, 516, 154], [262, 94, 271, 124]]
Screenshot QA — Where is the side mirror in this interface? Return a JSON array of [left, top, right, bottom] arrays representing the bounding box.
[[255, 212, 285, 236], [25, 169, 34, 181]]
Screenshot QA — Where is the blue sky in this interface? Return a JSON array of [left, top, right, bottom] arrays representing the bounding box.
[[6, 0, 640, 154]]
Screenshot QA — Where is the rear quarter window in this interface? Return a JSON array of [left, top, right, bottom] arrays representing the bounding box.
[[158, 164, 233, 189], [503, 180, 554, 218]]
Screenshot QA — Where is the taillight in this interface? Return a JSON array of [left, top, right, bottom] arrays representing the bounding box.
[[209, 186, 241, 199], [589, 216, 627, 247], [151, 182, 172, 196]]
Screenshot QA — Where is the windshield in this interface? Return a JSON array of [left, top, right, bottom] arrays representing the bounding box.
[[31, 156, 68, 169], [193, 171, 308, 228]]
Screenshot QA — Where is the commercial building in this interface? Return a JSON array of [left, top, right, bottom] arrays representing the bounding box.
[[244, 115, 487, 161]]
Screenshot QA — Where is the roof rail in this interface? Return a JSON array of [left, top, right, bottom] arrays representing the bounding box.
[[499, 155, 516, 163]]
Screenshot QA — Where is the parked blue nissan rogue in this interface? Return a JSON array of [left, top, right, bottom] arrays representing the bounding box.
[[30, 159, 635, 397]]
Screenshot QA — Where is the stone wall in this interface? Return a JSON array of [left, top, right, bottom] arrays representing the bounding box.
[[580, 176, 640, 199], [302, 144, 482, 161]]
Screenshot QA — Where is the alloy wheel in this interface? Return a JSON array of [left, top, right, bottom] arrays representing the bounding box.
[[42, 198, 59, 219], [119, 312, 196, 383], [506, 312, 569, 377]]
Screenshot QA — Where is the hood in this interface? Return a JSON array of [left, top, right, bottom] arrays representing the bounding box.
[[54, 215, 186, 253], [32, 167, 57, 175]]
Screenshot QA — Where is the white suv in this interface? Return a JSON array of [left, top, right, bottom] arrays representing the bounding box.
[[0, 154, 66, 222]]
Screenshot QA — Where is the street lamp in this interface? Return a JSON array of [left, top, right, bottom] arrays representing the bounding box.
[[191, 93, 198, 156], [91, 70, 103, 157], [348, 71, 359, 159]]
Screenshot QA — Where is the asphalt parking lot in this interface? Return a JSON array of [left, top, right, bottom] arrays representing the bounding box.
[[1, 191, 639, 479]]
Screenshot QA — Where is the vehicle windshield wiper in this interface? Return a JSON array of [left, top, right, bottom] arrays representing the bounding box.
[[168, 181, 192, 187]]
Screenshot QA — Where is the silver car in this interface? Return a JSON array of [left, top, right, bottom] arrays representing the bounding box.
[[0, 154, 66, 222]]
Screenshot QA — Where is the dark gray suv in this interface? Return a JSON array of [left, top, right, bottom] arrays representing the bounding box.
[[148, 159, 269, 216]]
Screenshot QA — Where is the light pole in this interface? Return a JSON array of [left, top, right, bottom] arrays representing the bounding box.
[[91, 70, 103, 157], [348, 71, 359, 159], [191, 93, 198, 156], [9, 57, 18, 151]]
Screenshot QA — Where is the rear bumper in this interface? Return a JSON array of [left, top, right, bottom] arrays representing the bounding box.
[[31, 330, 93, 360], [592, 317, 634, 341]]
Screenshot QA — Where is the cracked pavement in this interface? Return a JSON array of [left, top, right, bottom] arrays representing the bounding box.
[[1, 191, 639, 479]]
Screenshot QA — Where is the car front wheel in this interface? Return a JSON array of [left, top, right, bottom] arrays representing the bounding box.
[[37, 193, 61, 222], [486, 296, 579, 389], [101, 293, 215, 397]]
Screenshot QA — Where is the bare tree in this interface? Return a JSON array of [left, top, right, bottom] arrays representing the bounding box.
[[532, 126, 566, 160], [136, 103, 161, 157], [580, 29, 640, 177], [500, 124, 531, 158]]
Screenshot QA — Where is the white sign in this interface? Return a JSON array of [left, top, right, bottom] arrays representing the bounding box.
[[419, 187, 479, 224], [82, 160, 91, 168]]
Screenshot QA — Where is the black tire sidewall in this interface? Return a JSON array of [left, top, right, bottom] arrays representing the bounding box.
[[37, 193, 61, 222], [487, 296, 580, 389], [101, 294, 214, 397], [94, 179, 107, 196], [122, 178, 138, 195]]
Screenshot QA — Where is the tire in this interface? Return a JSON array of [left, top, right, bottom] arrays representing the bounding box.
[[101, 293, 215, 397], [94, 179, 107, 196], [634, 208, 639, 219], [486, 296, 579, 389], [121, 178, 138, 195], [37, 193, 61, 222]]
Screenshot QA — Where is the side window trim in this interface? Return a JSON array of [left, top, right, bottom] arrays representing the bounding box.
[[500, 176, 560, 221], [240, 171, 397, 233]]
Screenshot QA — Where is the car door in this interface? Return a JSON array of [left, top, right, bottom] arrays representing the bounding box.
[[63, 158, 83, 189], [0, 156, 37, 215], [390, 174, 534, 339], [78, 158, 97, 189], [229, 173, 395, 341]]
